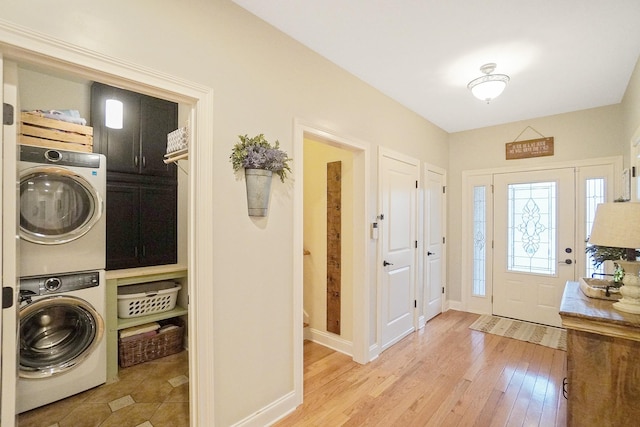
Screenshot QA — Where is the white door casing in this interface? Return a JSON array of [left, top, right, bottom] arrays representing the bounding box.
[[1, 58, 19, 427], [424, 166, 445, 321], [379, 148, 418, 350], [493, 168, 576, 327]]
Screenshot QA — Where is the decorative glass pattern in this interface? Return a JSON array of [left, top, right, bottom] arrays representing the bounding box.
[[473, 186, 486, 296], [507, 182, 557, 275], [585, 178, 605, 278]]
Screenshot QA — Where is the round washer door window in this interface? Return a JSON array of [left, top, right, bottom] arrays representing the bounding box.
[[19, 296, 104, 378], [20, 166, 102, 244]]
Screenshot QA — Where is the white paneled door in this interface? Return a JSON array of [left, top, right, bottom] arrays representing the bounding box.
[[493, 168, 576, 327], [424, 168, 445, 321], [379, 149, 418, 351]]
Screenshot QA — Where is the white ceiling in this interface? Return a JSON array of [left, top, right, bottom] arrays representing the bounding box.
[[232, 0, 640, 133]]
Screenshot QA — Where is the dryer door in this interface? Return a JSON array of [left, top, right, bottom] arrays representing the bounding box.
[[19, 295, 104, 378], [20, 166, 103, 244]]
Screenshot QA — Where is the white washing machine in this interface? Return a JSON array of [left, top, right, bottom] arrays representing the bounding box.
[[19, 145, 106, 277], [16, 270, 106, 413]]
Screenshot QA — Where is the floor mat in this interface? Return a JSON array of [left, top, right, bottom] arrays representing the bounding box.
[[469, 314, 567, 351]]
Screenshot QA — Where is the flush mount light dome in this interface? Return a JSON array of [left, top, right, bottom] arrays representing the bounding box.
[[467, 63, 510, 103]]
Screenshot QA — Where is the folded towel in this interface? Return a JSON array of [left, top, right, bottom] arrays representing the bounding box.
[[119, 322, 160, 338], [119, 330, 157, 342], [159, 324, 180, 334]]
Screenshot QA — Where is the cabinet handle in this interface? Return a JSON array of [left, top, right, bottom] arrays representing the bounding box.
[[142, 156, 146, 168], [134, 155, 139, 167], [142, 245, 146, 257]]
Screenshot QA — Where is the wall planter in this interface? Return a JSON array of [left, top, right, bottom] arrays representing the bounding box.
[[245, 168, 273, 216], [230, 134, 291, 217]]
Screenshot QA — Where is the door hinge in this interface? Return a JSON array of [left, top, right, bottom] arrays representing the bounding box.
[[443, 186, 446, 194], [442, 287, 445, 294], [415, 240, 418, 249], [633, 166, 637, 178], [442, 236, 445, 244], [491, 184, 494, 194], [416, 180, 418, 189], [414, 300, 417, 308], [3, 103, 14, 125], [2, 287, 14, 309]]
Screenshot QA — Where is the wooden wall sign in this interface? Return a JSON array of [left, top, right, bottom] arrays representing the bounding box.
[[326, 161, 341, 335], [506, 137, 554, 160]]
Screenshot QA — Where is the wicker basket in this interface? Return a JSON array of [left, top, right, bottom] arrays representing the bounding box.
[[118, 318, 184, 368]]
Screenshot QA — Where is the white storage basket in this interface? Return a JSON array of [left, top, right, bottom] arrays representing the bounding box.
[[117, 281, 182, 318]]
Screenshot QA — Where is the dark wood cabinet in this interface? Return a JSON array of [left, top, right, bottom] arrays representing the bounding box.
[[106, 178, 177, 270], [91, 82, 177, 178], [92, 82, 179, 270]]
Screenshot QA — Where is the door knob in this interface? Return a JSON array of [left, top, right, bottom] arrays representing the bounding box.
[[383, 260, 394, 266], [559, 259, 573, 265], [427, 251, 435, 256]]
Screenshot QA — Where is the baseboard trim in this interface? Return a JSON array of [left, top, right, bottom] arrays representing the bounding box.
[[232, 390, 298, 427], [306, 328, 353, 356]]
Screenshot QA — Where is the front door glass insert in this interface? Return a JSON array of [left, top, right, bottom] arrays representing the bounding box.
[[507, 181, 557, 275]]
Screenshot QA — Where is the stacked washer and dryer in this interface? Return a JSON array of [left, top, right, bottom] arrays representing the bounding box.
[[17, 145, 107, 413]]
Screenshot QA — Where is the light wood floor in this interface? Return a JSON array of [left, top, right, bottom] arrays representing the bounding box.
[[275, 310, 567, 427]]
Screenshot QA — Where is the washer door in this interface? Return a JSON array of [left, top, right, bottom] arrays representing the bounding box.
[[19, 296, 104, 378], [20, 166, 103, 245]]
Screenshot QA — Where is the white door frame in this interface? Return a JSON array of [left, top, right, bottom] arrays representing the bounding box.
[[461, 156, 623, 314], [1, 57, 19, 427], [293, 118, 371, 403], [0, 22, 215, 425]]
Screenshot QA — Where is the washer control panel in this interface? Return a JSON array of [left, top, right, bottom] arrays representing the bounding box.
[[20, 271, 100, 296]]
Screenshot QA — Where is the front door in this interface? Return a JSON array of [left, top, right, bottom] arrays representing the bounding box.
[[379, 149, 418, 350], [493, 168, 576, 327]]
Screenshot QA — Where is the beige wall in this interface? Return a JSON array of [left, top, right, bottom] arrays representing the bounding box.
[[621, 56, 640, 201], [447, 104, 625, 302], [0, 1, 448, 424], [303, 138, 354, 341]]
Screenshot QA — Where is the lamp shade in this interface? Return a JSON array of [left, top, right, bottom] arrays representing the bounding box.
[[588, 202, 640, 249]]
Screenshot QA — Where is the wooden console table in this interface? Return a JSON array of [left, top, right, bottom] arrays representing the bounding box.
[[560, 281, 640, 426]]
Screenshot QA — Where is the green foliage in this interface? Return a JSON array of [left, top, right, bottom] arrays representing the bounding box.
[[585, 245, 640, 269], [230, 134, 292, 182]]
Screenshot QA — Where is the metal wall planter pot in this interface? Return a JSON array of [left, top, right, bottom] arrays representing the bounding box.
[[245, 168, 272, 216]]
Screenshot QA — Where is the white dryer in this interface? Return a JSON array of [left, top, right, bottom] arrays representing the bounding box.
[[19, 145, 106, 277], [16, 270, 106, 413]]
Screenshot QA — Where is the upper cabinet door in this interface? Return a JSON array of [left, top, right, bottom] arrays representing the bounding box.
[[140, 96, 177, 177], [91, 83, 177, 178]]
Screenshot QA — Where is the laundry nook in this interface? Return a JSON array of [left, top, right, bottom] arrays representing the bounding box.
[[13, 70, 190, 425]]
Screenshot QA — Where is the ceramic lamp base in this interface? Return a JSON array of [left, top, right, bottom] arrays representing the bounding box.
[[613, 261, 640, 314]]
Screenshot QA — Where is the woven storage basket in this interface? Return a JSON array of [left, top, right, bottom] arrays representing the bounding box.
[[118, 318, 184, 368]]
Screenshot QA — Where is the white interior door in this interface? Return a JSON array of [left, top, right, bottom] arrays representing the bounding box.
[[1, 57, 19, 427], [379, 149, 418, 350], [424, 168, 445, 321], [493, 168, 576, 327]]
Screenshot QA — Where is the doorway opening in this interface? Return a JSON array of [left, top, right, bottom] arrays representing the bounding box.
[[293, 119, 370, 406], [0, 27, 214, 425]]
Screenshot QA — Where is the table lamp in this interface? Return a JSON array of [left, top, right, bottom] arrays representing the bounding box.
[[588, 202, 640, 314]]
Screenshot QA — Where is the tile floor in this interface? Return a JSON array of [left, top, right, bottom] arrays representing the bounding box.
[[17, 351, 189, 427]]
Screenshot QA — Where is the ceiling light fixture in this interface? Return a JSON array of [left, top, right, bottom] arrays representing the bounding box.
[[467, 63, 510, 103]]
